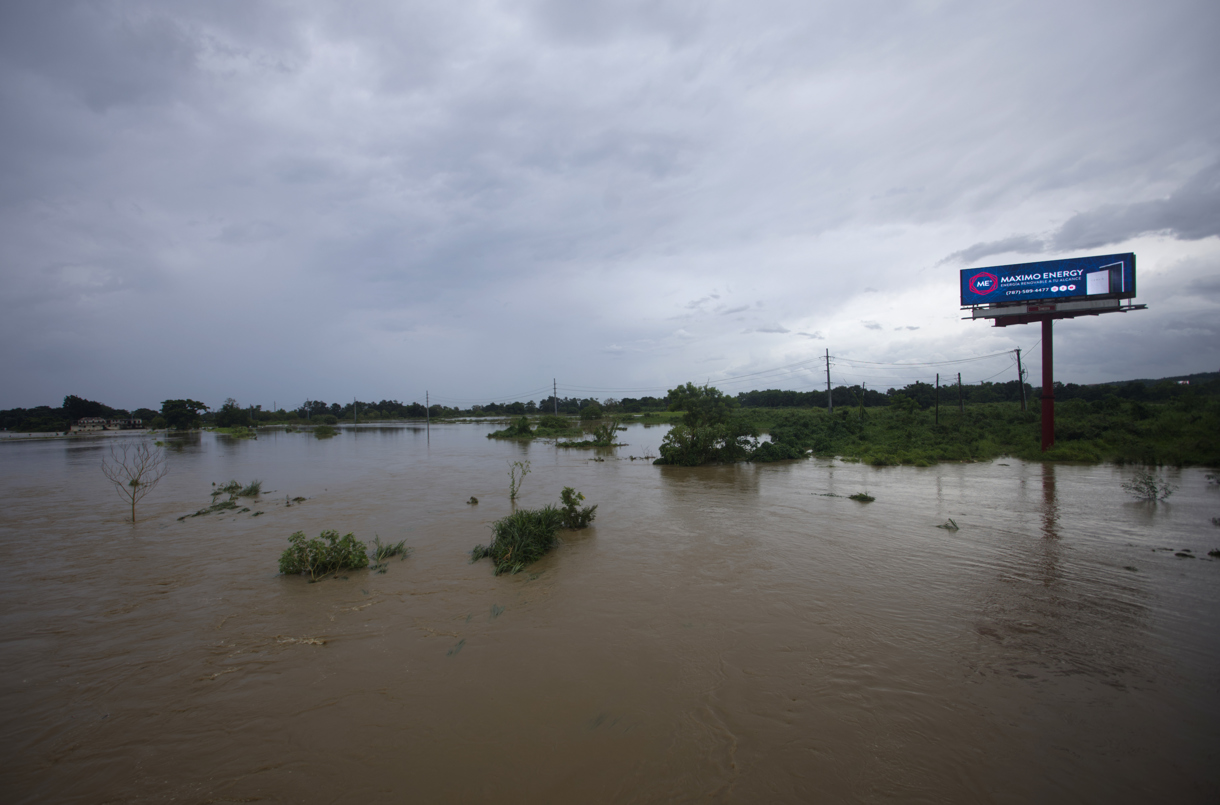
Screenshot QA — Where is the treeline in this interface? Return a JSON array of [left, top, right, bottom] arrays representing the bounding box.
[[734, 374, 1220, 410], [0, 395, 164, 432], [5, 372, 1217, 433]]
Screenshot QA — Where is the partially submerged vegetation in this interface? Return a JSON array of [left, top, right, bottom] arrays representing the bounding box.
[[487, 415, 578, 440], [101, 441, 169, 523], [278, 531, 413, 581], [471, 506, 564, 576], [279, 530, 369, 581], [654, 383, 760, 466], [471, 487, 597, 575], [743, 395, 1220, 467], [1121, 469, 1176, 502]]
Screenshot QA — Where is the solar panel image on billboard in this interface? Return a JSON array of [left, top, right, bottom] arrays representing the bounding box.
[[960, 253, 1135, 306]]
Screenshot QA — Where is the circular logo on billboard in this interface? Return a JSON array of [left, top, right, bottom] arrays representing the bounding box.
[[969, 272, 999, 296]]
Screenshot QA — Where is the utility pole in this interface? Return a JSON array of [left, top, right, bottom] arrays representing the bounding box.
[[426, 391, 429, 428], [554, 378, 558, 415], [1015, 348, 1027, 411], [935, 373, 940, 425], [354, 396, 357, 425], [958, 372, 963, 413], [825, 349, 833, 413]]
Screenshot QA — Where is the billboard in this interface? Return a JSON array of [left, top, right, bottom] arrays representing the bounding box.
[[960, 253, 1135, 307]]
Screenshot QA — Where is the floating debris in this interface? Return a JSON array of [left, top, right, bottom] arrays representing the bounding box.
[[935, 518, 960, 531], [276, 636, 326, 646], [849, 492, 875, 503], [447, 639, 465, 657], [467, 496, 478, 505]]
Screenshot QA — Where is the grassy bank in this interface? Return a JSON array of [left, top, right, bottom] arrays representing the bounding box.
[[746, 398, 1220, 466]]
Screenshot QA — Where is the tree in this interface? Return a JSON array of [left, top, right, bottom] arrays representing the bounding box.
[[214, 398, 250, 428], [161, 399, 209, 430], [657, 383, 757, 465], [63, 395, 115, 422], [102, 442, 169, 523], [666, 382, 738, 427]]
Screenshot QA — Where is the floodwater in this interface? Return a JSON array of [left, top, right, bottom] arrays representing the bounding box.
[[1, 423, 1218, 804]]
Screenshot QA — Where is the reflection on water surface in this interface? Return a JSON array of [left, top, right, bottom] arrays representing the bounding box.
[[1, 424, 1218, 803]]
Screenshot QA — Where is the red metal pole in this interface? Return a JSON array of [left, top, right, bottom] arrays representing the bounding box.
[[1041, 318, 1054, 452]]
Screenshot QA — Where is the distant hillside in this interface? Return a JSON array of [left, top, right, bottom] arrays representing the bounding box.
[[1095, 370, 1220, 387]]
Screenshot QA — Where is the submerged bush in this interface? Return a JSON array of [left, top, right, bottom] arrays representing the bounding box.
[[371, 535, 409, 561], [471, 506, 564, 575], [654, 421, 759, 466], [314, 424, 338, 438], [560, 487, 597, 529], [279, 530, 369, 581], [1121, 469, 1176, 502], [750, 440, 806, 462]]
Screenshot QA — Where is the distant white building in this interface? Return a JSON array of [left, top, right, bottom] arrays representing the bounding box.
[[70, 417, 144, 432], [72, 417, 108, 432]]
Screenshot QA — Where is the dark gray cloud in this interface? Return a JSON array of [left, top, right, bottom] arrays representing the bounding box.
[[945, 162, 1220, 264], [1, 0, 1217, 408]]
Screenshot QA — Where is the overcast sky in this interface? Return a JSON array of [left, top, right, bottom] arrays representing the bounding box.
[[2, 0, 1217, 412]]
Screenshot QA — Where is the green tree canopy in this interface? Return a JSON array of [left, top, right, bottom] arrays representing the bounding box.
[[161, 399, 209, 430], [666, 382, 738, 427], [214, 398, 250, 428]]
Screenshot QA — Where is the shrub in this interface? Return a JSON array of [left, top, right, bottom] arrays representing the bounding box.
[[487, 417, 535, 439], [538, 415, 572, 431], [314, 424, 338, 438], [1121, 469, 1176, 502], [849, 492, 875, 502], [471, 506, 564, 575], [560, 487, 597, 529], [750, 440, 806, 462], [371, 535, 409, 561], [322, 414, 338, 425], [590, 417, 625, 446], [279, 530, 369, 581], [655, 420, 758, 465], [579, 404, 603, 421]]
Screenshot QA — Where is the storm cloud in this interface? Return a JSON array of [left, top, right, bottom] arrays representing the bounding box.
[[1, 0, 1218, 410]]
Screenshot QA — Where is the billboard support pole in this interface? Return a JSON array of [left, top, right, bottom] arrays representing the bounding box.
[[1016, 349, 1026, 411], [1041, 319, 1054, 452]]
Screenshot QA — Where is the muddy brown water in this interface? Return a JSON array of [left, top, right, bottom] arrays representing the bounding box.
[[1, 423, 1218, 803]]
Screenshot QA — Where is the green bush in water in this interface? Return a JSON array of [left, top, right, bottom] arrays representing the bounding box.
[[655, 421, 758, 466], [537, 415, 572, 431], [314, 424, 338, 438], [471, 506, 564, 575], [750, 440, 806, 462], [280, 530, 369, 581], [560, 487, 597, 529]]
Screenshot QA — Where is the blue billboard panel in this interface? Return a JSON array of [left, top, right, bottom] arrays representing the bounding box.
[[960, 253, 1136, 306]]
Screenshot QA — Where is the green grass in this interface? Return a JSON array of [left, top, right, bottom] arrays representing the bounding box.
[[471, 506, 564, 576], [746, 398, 1220, 466], [487, 415, 578, 440], [279, 530, 369, 581]]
